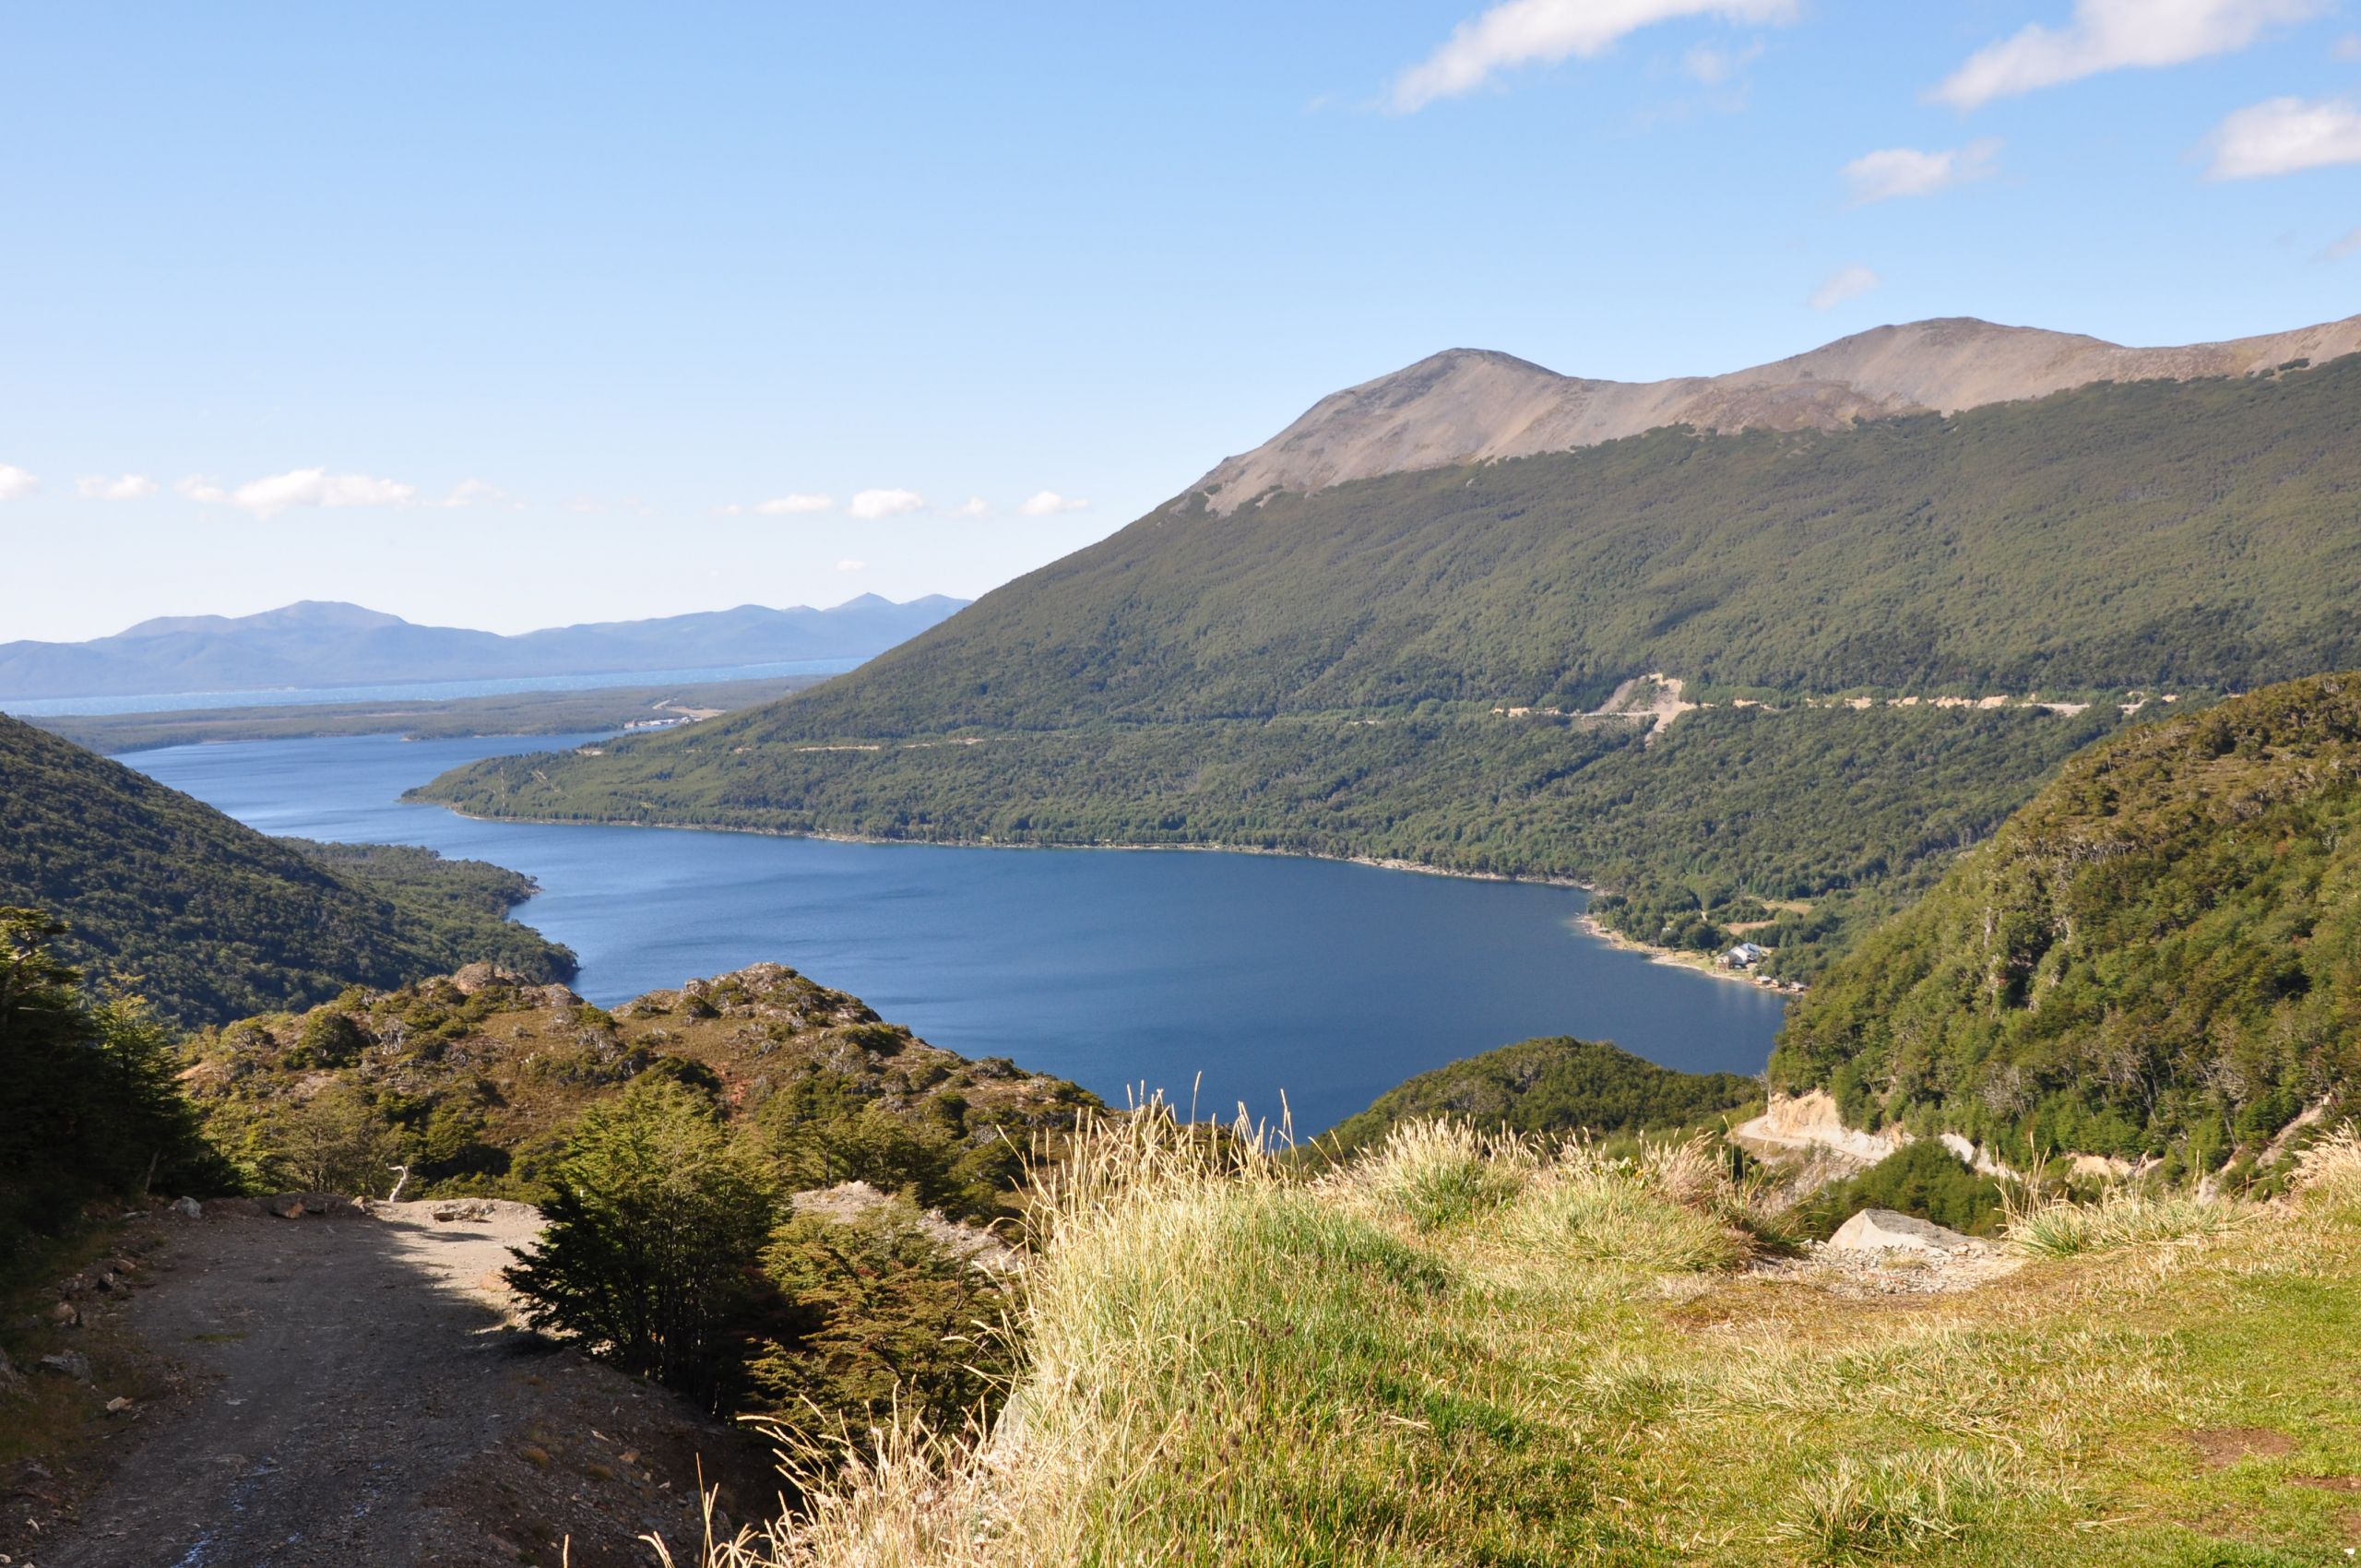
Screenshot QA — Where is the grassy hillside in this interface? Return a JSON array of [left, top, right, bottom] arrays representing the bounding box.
[[184, 960, 1098, 1217], [0, 713, 575, 1025], [412, 359, 2361, 969], [1319, 1036, 1760, 1159], [1774, 673, 2361, 1173], [697, 1113, 2361, 1565]]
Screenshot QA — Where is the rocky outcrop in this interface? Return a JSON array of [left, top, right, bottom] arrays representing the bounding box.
[[1825, 1207, 1984, 1256], [1729, 1090, 1906, 1167], [1191, 314, 2361, 512]]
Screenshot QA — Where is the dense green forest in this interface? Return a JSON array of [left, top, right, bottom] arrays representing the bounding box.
[[414, 360, 2361, 968], [1317, 1035, 1760, 1159], [0, 908, 231, 1259], [0, 714, 575, 1025], [1774, 673, 2361, 1174]]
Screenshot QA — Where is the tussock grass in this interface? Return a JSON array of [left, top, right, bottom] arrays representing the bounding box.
[[2002, 1186, 2249, 1258], [667, 1112, 2361, 1566], [1769, 1448, 2031, 1561]]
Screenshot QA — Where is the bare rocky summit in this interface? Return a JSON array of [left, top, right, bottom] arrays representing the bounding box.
[[1191, 314, 2361, 511]]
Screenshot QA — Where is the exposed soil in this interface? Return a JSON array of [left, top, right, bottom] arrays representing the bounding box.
[[2184, 1426, 2298, 1470], [33, 1201, 772, 1568]]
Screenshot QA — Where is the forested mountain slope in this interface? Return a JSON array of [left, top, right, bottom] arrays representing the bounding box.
[[1774, 673, 2361, 1174], [0, 714, 574, 1025], [419, 357, 2361, 970]]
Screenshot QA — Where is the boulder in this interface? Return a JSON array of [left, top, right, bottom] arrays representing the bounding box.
[[169, 1195, 204, 1219], [299, 1193, 335, 1215], [46, 1301, 79, 1328], [37, 1350, 92, 1382], [1826, 1207, 1981, 1256], [266, 1194, 306, 1219]]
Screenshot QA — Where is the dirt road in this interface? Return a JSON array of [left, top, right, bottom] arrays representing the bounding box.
[[40, 1202, 768, 1568]]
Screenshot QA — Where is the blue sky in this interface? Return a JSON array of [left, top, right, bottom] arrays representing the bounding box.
[[3, 1, 2357, 643]]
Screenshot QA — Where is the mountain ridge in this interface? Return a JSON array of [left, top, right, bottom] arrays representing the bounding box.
[[1191, 312, 2361, 512], [0, 594, 969, 703]]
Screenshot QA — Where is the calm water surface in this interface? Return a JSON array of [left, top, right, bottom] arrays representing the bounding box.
[[126, 733, 1789, 1134]]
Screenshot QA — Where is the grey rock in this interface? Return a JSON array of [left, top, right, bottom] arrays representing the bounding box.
[[170, 1195, 204, 1219], [1826, 1207, 1982, 1255], [38, 1350, 92, 1382]]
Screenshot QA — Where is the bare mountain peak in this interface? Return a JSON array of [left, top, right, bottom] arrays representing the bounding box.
[[1193, 313, 2361, 512]]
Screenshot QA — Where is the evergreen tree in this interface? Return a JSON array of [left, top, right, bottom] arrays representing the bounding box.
[[504, 1077, 773, 1402]]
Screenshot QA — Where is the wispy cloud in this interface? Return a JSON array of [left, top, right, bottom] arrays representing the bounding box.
[[719, 492, 835, 517], [439, 478, 522, 509], [77, 473, 158, 501], [0, 465, 37, 502], [2323, 225, 2361, 260], [1808, 264, 1880, 311], [1390, 0, 1797, 111], [1935, 0, 2323, 109], [175, 475, 228, 505], [2208, 95, 2361, 178], [947, 496, 991, 517], [1843, 139, 2000, 204], [848, 487, 925, 520], [835, 559, 866, 572], [1680, 39, 1762, 85], [1016, 490, 1090, 517], [2337, 32, 2361, 58]]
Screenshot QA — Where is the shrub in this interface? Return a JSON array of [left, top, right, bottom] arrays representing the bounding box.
[[1791, 1141, 2008, 1240], [750, 1200, 1013, 1439], [504, 1078, 774, 1402]]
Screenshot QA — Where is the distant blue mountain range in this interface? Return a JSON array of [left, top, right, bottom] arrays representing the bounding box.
[[0, 594, 968, 701]]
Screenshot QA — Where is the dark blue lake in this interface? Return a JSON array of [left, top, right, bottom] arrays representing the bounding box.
[[125, 733, 1789, 1135]]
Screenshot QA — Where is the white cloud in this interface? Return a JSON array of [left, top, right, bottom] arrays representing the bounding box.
[[439, 478, 522, 509], [1808, 264, 1881, 310], [75, 473, 159, 501], [0, 465, 37, 502], [717, 493, 836, 517], [1843, 139, 2000, 204], [2209, 95, 2361, 177], [181, 467, 418, 519], [848, 487, 925, 519], [835, 559, 866, 572], [2324, 225, 2361, 259], [948, 495, 991, 517], [1016, 490, 1090, 517], [2337, 32, 2361, 58], [1935, 0, 2323, 109], [1390, 0, 1797, 111]]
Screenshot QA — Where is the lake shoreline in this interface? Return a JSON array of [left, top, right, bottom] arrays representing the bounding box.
[[418, 796, 1796, 992]]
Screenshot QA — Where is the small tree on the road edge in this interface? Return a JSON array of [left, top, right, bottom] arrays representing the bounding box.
[[504, 1075, 771, 1402]]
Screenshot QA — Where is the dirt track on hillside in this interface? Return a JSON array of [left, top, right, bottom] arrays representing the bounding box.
[[41, 1203, 771, 1568]]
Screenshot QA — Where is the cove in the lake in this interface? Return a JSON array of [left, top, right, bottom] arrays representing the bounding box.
[[126, 732, 1789, 1134]]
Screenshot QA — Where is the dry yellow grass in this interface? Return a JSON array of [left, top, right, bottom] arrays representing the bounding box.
[[661, 1115, 2361, 1566]]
